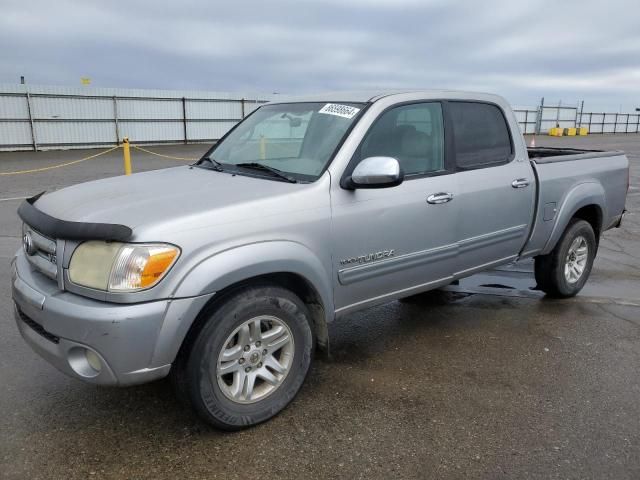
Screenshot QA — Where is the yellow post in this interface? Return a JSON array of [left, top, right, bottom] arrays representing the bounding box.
[[122, 137, 132, 175], [259, 135, 266, 160]]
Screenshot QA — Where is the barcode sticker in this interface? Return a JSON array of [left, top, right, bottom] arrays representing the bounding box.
[[318, 103, 360, 119]]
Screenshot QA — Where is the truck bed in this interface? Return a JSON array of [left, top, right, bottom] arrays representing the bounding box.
[[527, 147, 624, 163], [521, 148, 629, 258]]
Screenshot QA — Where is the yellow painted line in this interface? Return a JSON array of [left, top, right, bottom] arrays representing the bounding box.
[[0, 196, 28, 202]]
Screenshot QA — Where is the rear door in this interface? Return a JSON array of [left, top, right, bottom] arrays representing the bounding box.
[[448, 101, 535, 277]]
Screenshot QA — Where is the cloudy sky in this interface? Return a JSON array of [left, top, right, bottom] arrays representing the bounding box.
[[2, 0, 639, 110]]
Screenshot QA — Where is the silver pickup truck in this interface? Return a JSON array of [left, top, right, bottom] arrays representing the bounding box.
[[12, 90, 629, 429]]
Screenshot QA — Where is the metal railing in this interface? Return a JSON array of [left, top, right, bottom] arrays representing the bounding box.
[[0, 86, 270, 151], [513, 98, 640, 135], [1, 87, 639, 151], [578, 112, 640, 134]]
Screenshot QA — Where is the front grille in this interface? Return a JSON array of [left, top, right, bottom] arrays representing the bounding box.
[[17, 307, 60, 344], [22, 224, 58, 281]]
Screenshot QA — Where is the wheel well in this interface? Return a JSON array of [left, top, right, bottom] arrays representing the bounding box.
[[573, 205, 602, 242], [177, 273, 330, 365], [258, 272, 329, 353]]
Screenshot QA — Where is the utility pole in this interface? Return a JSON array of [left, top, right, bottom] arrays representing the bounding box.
[[577, 100, 584, 128], [535, 97, 544, 135]]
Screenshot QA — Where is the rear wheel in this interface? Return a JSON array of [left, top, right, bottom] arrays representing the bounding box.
[[173, 285, 314, 430], [534, 219, 596, 298]]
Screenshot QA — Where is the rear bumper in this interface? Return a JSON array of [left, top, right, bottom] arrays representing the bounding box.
[[11, 252, 214, 386]]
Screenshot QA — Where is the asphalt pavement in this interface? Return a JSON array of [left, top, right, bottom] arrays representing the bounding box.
[[1, 135, 639, 479]]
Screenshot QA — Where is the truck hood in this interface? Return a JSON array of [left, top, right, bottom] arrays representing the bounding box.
[[33, 166, 315, 236]]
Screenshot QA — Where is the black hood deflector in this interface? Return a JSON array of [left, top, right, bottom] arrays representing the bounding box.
[[17, 192, 133, 241]]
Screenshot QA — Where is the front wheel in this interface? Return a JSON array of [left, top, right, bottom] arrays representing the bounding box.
[[173, 285, 314, 430], [534, 219, 597, 298]]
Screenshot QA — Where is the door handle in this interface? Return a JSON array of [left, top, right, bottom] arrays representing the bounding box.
[[427, 192, 454, 204], [511, 178, 530, 188]]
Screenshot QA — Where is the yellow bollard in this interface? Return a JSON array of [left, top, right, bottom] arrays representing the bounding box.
[[122, 137, 132, 175], [259, 135, 266, 160]]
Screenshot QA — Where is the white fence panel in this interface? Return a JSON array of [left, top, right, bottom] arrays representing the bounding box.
[[119, 121, 183, 143], [35, 121, 117, 147], [512, 109, 538, 134], [186, 121, 237, 141], [0, 95, 29, 119], [243, 100, 263, 115], [186, 100, 242, 120], [602, 114, 616, 133], [117, 98, 183, 120], [31, 96, 113, 120], [589, 114, 604, 133], [0, 122, 32, 149], [615, 115, 629, 133]]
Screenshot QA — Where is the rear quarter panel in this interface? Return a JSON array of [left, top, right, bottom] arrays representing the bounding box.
[[523, 153, 628, 256]]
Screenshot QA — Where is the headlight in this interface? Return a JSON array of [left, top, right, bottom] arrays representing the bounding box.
[[69, 241, 180, 292]]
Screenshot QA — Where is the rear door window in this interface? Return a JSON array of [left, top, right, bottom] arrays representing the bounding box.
[[449, 102, 513, 169]]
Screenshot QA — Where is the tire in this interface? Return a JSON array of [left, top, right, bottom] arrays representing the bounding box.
[[534, 219, 596, 298], [172, 284, 314, 430]]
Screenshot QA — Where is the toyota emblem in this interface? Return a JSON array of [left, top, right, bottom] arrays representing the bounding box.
[[23, 232, 36, 256]]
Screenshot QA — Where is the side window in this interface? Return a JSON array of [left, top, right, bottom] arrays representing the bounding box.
[[359, 102, 444, 176], [449, 102, 513, 169]]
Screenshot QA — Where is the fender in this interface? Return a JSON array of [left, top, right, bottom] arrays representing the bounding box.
[[172, 240, 334, 325], [148, 241, 334, 367], [540, 182, 605, 255]]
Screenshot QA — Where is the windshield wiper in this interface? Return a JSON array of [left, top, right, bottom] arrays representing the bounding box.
[[197, 155, 224, 172], [235, 162, 298, 183]]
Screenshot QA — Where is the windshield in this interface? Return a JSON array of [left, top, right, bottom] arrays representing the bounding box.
[[202, 102, 365, 182]]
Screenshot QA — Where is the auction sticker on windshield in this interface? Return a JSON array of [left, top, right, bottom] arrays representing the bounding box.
[[318, 103, 360, 119]]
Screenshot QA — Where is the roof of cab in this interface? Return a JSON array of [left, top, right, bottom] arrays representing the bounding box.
[[267, 89, 504, 104]]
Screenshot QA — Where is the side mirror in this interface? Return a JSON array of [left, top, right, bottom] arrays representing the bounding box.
[[346, 156, 404, 189]]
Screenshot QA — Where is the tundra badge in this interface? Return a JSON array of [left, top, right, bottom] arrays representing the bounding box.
[[340, 250, 395, 266]]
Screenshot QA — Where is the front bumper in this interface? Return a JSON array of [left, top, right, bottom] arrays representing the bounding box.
[[11, 252, 214, 386]]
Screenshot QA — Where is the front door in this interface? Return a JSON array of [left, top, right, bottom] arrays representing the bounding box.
[[330, 101, 458, 314]]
